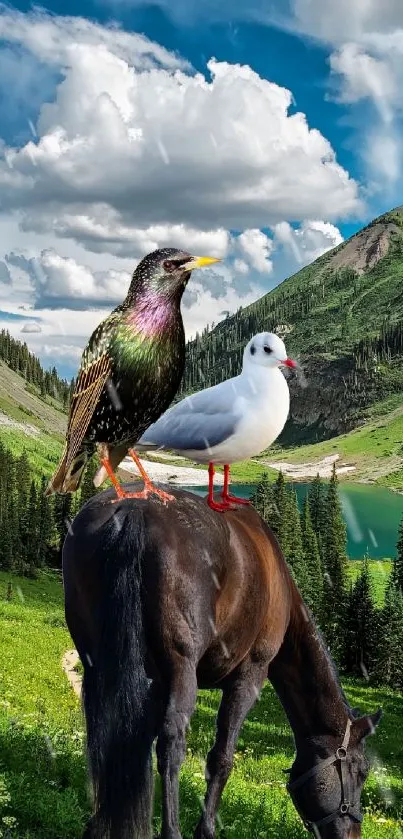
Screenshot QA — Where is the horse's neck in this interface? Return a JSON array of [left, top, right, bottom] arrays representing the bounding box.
[[268, 593, 350, 753]]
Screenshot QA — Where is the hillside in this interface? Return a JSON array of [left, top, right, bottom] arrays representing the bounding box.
[[0, 360, 64, 474], [181, 206, 403, 444]]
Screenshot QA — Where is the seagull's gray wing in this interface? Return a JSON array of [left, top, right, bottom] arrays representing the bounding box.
[[138, 381, 240, 452]]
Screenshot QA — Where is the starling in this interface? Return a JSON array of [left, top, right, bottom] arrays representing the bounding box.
[[46, 247, 220, 501]]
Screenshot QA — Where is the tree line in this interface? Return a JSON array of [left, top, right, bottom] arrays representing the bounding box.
[[0, 329, 74, 408], [0, 442, 98, 576], [251, 465, 403, 692]]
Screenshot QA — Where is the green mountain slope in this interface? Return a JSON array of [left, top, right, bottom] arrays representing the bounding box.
[[0, 360, 64, 474], [181, 206, 403, 444]]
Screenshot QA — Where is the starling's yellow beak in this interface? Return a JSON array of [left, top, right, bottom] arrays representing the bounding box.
[[182, 255, 221, 271]]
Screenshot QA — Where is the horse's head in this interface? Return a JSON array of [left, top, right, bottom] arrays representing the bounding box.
[[285, 709, 382, 837]]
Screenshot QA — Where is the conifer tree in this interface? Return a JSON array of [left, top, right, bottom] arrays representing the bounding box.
[[16, 451, 31, 568], [5, 451, 19, 571], [342, 555, 378, 677], [0, 505, 13, 570], [308, 473, 326, 563], [26, 480, 39, 571], [37, 476, 53, 568], [373, 575, 403, 690], [395, 515, 403, 591], [301, 495, 323, 617], [271, 471, 288, 544], [321, 465, 348, 659], [79, 456, 99, 508], [284, 487, 310, 601], [250, 471, 273, 521]]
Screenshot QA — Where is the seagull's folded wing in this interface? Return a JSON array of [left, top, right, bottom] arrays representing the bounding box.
[[138, 382, 239, 452]]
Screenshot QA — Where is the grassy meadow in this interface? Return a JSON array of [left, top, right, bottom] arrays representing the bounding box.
[[266, 396, 403, 489], [0, 569, 402, 839]]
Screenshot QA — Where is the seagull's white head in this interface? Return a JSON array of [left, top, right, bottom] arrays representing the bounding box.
[[242, 332, 297, 372]]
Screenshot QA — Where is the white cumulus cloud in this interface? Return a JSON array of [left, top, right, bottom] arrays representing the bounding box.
[[7, 249, 132, 309], [0, 8, 359, 244], [273, 220, 343, 265], [20, 321, 42, 333], [237, 229, 274, 274], [31, 208, 230, 260]]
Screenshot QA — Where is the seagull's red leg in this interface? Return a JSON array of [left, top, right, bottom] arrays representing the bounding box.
[[221, 464, 250, 506], [102, 448, 175, 504], [207, 462, 235, 512]]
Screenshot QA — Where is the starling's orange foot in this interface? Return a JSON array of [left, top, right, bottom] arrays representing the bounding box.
[[111, 482, 175, 504], [148, 484, 175, 504], [111, 487, 148, 503], [221, 492, 250, 506]]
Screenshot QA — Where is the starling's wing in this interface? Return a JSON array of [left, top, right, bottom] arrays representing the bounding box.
[[138, 379, 241, 452], [65, 353, 112, 463]]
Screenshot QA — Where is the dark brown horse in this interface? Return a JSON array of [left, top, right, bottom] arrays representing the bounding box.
[[62, 485, 381, 839]]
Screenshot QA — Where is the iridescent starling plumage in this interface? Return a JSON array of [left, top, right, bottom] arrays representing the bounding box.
[[46, 247, 220, 499]]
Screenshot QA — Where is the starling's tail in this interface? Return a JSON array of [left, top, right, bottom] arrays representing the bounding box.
[[45, 446, 88, 495]]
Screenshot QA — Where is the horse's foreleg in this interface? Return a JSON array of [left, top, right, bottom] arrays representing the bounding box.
[[194, 661, 267, 839], [156, 658, 198, 839]]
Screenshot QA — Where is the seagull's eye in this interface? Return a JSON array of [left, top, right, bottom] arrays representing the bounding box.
[[263, 346, 273, 354], [250, 345, 256, 355]]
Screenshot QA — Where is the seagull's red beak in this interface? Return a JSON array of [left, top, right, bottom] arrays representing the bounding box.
[[283, 358, 297, 368]]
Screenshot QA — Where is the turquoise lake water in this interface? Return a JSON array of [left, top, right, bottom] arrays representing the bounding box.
[[182, 482, 403, 560]]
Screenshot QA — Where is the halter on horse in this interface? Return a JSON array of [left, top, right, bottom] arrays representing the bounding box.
[[287, 718, 364, 836]]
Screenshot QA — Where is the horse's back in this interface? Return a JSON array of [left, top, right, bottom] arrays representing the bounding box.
[[62, 485, 292, 686]]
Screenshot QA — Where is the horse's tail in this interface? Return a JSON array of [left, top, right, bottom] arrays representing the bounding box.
[[82, 507, 154, 839]]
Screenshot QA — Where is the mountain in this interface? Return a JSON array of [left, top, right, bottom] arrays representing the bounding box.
[[181, 206, 403, 444]]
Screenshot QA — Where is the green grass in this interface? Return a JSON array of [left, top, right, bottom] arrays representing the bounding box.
[[264, 405, 403, 488], [0, 571, 402, 838], [0, 427, 62, 478], [0, 571, 87, 838]]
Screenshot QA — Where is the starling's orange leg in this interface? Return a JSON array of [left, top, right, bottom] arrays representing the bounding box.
[[101, 456, 126, 499], [127, 448, 175, 503], [207, 462, 235, 512], [101, 449, 175, 504], [221, 464, 250, 506]]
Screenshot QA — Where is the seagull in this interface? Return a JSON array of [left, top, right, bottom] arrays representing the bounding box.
[[137, 332, 297, 511]]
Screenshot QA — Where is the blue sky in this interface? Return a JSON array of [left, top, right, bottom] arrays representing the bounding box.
[[0, 0, 401, 378]]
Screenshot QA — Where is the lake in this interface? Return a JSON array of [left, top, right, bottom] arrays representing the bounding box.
[[182, 482, 403, 560]]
